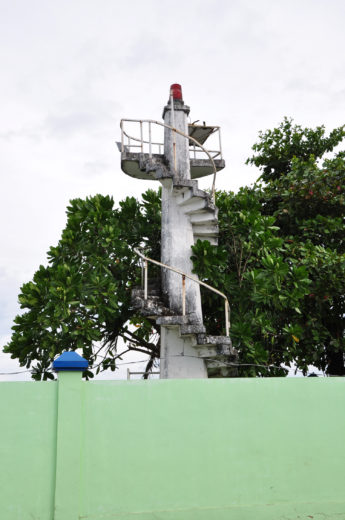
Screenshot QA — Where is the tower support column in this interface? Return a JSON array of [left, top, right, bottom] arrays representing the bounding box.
[[159, 84, 206, 378]]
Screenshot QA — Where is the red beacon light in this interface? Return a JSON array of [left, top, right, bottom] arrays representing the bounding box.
[[170, 83, 183, 100]]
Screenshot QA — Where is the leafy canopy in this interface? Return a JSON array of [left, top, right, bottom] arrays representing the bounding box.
[[4, 119, 345, 377], [246, 116, 345, 182], [5, 191, 161, 379], [246, 118, 345, 374]]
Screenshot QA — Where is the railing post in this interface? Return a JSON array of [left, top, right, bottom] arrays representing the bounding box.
[[148, 122, 152, 158], [218, 127, 222, 160], [121, 121, 124, 152], [144, 260, 148, 300], [182, 275, 186, 316], [52, 351, 88, 520], [120, 120, 217, 195], [140, 121, 143, 154], [134, 248, 230, 335], [141, 259, 144, 290], [225, 299, 230, 337], [211, 174, 216, 204]]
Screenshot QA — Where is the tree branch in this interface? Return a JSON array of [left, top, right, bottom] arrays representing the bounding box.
[[122, 328, 159, 355]]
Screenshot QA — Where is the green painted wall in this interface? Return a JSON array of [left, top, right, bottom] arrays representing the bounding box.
[[1, 376, 345, 519], [0, 381, 57, 520]]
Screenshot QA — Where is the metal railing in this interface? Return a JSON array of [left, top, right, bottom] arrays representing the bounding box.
[[134, 248, 230, 337], [127, 369, 160, 380], [120, 119, 221, 202]]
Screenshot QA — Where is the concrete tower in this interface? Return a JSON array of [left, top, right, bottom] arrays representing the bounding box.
[[119, 84, 237, 378]]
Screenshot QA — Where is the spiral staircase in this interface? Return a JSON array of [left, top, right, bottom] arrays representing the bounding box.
[[120, 95, 238, 378], [130, 161, 238, 378]]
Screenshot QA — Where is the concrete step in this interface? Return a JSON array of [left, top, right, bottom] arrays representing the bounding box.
[[131, 288, 161, 298], [156, 315, 205, 334], [190, 210, 218, 224], [196, 334, 232, 346], [131, 289, 171, 319], [173, 179, 216, 215], [157, 318, 236, 358], [131, 298, 171, 319], [180, 196, 208, 214], [176, 187, 207, 207], [173, 180, 198, 193], [195, 335, 236, 358], [194, 334, 238, 378], [192, 223, 219, 236], [194, 344, 231, 358], [173, 181, 198, 200], [180, 323, 207, 336], [156, 315, 189, 327], [144, 313, 238, 377]]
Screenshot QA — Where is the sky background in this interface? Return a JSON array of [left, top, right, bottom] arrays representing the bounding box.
[[1, 0, 344, 380]]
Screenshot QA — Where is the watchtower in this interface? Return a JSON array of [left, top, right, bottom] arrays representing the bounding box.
[[119, 84, 237, 378]]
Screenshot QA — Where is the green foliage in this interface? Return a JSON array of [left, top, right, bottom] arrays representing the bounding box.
[[260, 152, 345, 375], [4, 118, 345, 378], [243, 120, 345, 374], [4, 190, 161, 380], [191, 188, 311, 376], [246, 117, 345, 182]]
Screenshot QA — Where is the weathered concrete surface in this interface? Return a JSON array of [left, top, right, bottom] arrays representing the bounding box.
[[163, 99, 191, 181], [159, 97, 223, 378], [160, 177, 204, 322], [156, 316, 238, 377], [160, 326, 208, 378], [121, 88, 234, 379], [131, 287, 238, 377], [175, 181, 218, 245], [157, 315, 206, 334], [161, 100, 200, 323], [131, 288, 172, 318], [120, 150, 225, 180]]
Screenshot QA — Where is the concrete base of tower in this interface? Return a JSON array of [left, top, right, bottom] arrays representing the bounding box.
[[160, 326, 208, 379]]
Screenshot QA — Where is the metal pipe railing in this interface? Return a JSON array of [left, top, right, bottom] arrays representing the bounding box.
[[148, 121, 152, 159], [120, 121, 221, 154], [121, 126, 220, 159], [134, 248, 230, 336], [127, 368, 160, 380], [120, 119, 221, 202]]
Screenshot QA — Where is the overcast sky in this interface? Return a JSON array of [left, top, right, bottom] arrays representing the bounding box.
[[1, 0, 344, 379]]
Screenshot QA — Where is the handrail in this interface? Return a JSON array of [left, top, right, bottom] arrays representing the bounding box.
[[134, 248, 230, 336], [121, 124, 221, 149], [122, 131, 163, 148], [121, 130, 221, 157], [120, 119, 218, 202]]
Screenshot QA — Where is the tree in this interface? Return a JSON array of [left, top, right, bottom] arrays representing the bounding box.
[[4, 119, 345, 378], [4, 191, 162, 379], [246, 117, 345, 182], [191, 187, 311, 376], [247, 118, 345, 375]]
